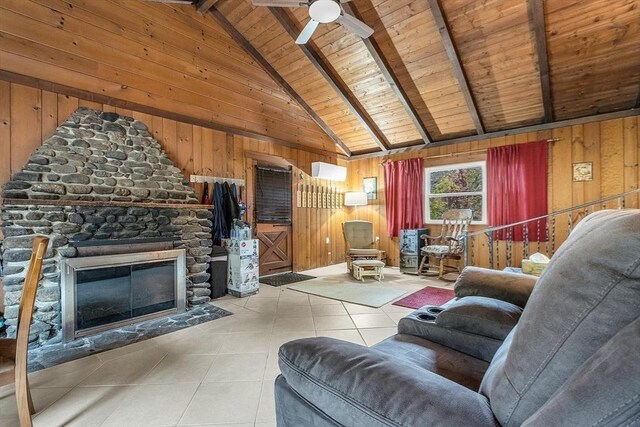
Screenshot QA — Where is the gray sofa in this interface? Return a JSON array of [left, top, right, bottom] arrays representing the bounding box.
[[274, 209, 640, 426]]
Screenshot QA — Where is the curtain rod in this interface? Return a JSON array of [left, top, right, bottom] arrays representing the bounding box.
[[379, 138, 560, 165]]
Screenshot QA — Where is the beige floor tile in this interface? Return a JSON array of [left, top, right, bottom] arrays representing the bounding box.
[[253, 284, 282, 298], [203, 353, 268, 382], [343, 302, 383, 315], [256, 379, 276, 424], [142, 354, 215, 384], [272, 316, 315, 333], [244, 297, 279, 314], [311, 304, 348, 316], [33, 385, 130, 427], [386, 312, 408, 324], [359, 328, 397, 346], [263, 353, 281, 380], [1, 387, 71, 427], [312, 315, 356, 331], [154, 332, 226, 355], [308, 295, 343, 305], [102, 383, 199, 426], [97, 338, 162, 362], [221, 296, 249, 307], [217, 332, 272, 354], [179, 382, 262, 425], [28, 354, 103, 389], [193, 315, 236, 334], [350, 313, 397, 329], [316, 329, 365, 346], [79, 349, 165, 386], [277, 291, 309, 306], [228, 313, 276, 333], [276, 304, 312, 318], [269, 331, 316, 353]]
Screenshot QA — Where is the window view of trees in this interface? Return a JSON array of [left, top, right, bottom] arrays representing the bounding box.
[[427, 165, 484, 221]]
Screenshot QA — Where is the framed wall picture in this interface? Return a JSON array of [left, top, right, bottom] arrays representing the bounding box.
[[572, 162, 593, 182], [362, 177, 377, 200]]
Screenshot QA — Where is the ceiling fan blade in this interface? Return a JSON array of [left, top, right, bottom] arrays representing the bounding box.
[[296, 19, 320, 44], [251, 0, 306, 6], [336, 13, 374, 39]]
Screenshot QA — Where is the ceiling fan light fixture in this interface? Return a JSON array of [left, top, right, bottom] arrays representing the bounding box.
[[309, 0, 341, 23]]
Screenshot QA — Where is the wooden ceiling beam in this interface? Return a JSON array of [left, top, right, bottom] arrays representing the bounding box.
[[527, 0, 554, 122], [195, 0, 218, 14], [342, 2, 433, 145], [269, 7, 391, 152], [427, 0, 485, 135], [207, 7, 352, 157], [349, 108, 640, 160]]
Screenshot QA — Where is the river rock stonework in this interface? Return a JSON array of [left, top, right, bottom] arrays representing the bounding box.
[[1, 108, 213, 346]]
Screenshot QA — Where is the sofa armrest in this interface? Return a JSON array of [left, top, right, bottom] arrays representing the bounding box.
[[278, 337, 499, 427], [454, 266, 537, 308]]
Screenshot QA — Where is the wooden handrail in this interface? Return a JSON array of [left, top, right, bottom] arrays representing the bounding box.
[[467, 189, 640, 238]]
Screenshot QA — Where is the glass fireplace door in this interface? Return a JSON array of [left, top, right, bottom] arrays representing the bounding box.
[[64, 250, 185, 341]]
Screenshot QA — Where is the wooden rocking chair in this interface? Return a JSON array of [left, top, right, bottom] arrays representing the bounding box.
[[418, 209, 472, 281], [0, 236, 49, 427]]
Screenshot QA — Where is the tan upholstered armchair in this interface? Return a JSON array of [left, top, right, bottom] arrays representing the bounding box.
[[419, 209, 472, 280], [342, 221, 384, 271]]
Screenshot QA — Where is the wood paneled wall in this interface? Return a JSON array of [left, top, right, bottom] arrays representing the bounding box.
[[0, 0, 337, 153], [347, 116, 639, 268], [1, 81, 638, 272], [0, 81, 347, 272]]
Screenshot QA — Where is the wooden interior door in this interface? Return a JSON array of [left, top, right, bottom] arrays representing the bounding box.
[[254, 165, 293, 276], [257, 223, 292, 276]]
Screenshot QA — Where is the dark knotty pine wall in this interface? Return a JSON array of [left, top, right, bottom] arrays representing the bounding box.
[[0, 81, 348, 272], [347, 116, 640, 268]]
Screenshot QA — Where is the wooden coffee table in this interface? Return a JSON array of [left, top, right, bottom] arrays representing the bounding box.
[[352, 260, 385, 282]]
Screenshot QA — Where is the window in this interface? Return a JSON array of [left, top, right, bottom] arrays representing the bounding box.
[[424, 161, 487, 224], [255, 166, 292, 224]]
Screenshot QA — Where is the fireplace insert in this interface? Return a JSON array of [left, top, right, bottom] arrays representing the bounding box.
[[61, 249, 186, 342]]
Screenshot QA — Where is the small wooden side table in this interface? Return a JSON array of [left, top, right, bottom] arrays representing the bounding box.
[[352, 260, 385, 282]]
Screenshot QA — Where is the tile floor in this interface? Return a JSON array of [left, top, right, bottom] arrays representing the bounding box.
[[0, 264, 449, 427]]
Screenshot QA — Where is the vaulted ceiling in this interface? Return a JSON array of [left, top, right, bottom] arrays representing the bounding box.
[[192, 0, 640, 156]]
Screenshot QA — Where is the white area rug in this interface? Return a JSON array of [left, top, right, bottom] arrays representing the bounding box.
[[288, 272, 408, 307]]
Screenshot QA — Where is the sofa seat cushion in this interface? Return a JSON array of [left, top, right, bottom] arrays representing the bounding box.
[[372, 334, 489, 390], [436, 296, 522, 340], [278, 337, 498, 427], [347, 248, 381, 256], [422, 245, 451, 255]]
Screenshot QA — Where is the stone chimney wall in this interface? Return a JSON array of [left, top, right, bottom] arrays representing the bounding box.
[[1, 108, 213, 345]]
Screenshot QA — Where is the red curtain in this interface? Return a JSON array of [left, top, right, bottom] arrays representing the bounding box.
[[383, 158, 424, 237], [487, 141, 548, 241]]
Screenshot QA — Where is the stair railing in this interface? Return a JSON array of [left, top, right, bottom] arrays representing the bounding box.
[[463, 189, 640, 270]]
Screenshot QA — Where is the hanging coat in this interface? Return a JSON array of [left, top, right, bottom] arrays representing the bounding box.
[[223, 182, 240, 234], [212, 182, 227, 245]]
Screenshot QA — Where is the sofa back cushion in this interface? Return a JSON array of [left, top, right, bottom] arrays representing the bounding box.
[[522, 317, 640, 426], [480, 210, 640, 426]]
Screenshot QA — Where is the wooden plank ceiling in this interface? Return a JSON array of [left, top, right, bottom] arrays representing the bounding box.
[[200, 0, 639, 155]]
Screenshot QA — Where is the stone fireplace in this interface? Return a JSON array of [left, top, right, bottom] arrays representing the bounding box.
[[1, 107, 214, 347]]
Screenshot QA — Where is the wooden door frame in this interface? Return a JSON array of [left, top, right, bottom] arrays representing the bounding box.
[[244, 152, 298, 272]]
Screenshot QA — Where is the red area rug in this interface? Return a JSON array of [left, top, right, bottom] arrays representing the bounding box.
[[392, 286, 455, 309]]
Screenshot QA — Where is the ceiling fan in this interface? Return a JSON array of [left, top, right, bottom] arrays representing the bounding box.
[[251, 0, 374, 44]]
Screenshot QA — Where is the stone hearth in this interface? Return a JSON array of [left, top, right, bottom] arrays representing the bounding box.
[[1, 107, 214, 346]]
